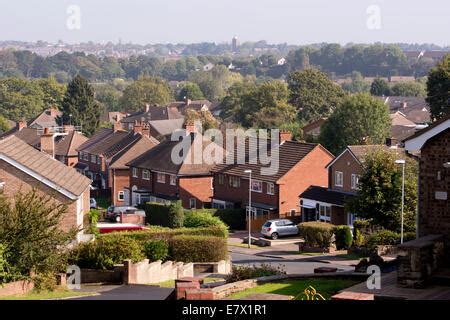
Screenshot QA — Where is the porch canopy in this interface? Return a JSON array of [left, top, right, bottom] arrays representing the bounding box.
[[300, 186, 354, 207]]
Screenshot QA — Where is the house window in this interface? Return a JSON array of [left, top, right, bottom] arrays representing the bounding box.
[[142, 169, 150, 180], [267, 182, 275, 195], [97, 157, 101, 165], [83, 153, 89, 161], [229, 176, 240, 188], [319, 205, 331, 222], [79, 152, 83, 160], [91, 155, 96, 163], [157, 173, 166, 183], [170, 174, 176, 186], [189, 198, 196, 209], [132, 167, 138, 178], [351, 174, 360, 190], [251, 180, 262, 193], [118, 191, 124, 201], [335, 171, 343, 187], [218, 174, 225, 185]]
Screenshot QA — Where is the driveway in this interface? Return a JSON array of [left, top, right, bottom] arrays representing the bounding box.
[[69, 284, 173, 300]]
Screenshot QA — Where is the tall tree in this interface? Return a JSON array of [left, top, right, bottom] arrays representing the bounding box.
[[426, 54, 450, 121], [370, 78, 391, 96], [119, 77, 173, 112], [346, 150, 417, 232], [61, 74, 102, 136], [177, 82, 205, 101], [319, 93, 391, 155], [287, 68, 345, 123], [391, 81, 426, 97]]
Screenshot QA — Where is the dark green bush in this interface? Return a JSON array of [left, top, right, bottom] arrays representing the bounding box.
[[184, 210, 227, 228], [298, 221, 335, 248], [335, 225, 353, 250], [88, 209, 100, 235], [213, 208, 246, 230], [70, 234, 145, 270], [169, 201, 184, 228], [169, 235, 227, 262], [0, 243, 8, 283], [143, 239, 169, 262], [366, 230, 400, 249], [144, 202, 171, 226], [225, 264, 286, 283]]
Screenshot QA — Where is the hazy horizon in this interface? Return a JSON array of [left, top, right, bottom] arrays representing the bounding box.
[[1, 0, 449, 46]]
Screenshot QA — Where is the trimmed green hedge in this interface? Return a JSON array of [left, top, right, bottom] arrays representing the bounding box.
[[367, 230, 416, 249], [213, 208, 246, 230], [143, 202, 171, 226], [298, 221, 335, 248], [169, 235, 228, 263], [335, 225, 353, 250], [184, 210, 227, 228], [143, 239, 169, 262]]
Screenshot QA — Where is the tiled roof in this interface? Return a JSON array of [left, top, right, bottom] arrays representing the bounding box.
[[300, 186, 354, 206], [77, 128, 114, 151], [2, 127, 41, 148], [212, 139, 326, 183], [390, 112, 416, 127], [121, 106, 183, 123], [381, 96, 430, 124], [109, 135, 159, 169], [403, 114, 450, 142], [78, 129, 138, 159], [0, 136, 91, 197], [149, 118, 185, 137], [55, 131, 88, 157], [28, 108, 62, 128], [390, 125, 418, 142], [347, 145, 407, 163], [128, 133, 221, 176]]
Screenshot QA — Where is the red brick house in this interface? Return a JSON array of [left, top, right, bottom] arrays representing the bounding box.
[[120, 104, 183, 131], [404, 116, 450, 243], [211, 132, 334, 228], [108, 124, 159, 206], [126, 129, 223, 209], [0, 136, 91, 236], [300, 145, 407, 227]]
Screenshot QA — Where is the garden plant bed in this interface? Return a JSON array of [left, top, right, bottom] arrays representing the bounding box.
[[225, 277, 361, 300]]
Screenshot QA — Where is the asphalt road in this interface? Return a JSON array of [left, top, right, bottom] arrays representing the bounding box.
[[230, 252, 354, 274]]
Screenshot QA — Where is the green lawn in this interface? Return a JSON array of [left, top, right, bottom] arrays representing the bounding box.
[[229, 243, 260, 249], [334, 252, 369, 260], [153, 277, 224, 288], [226, 278, 360, 300], [0, 289, 96, 300]]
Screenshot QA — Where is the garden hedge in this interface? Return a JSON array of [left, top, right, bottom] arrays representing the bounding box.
[[298, 221, 335, 248], [335, 225, 353, 250], [143, 202, 171, 226], [169, 235, 228, 263], [184, 210, 227, 228]]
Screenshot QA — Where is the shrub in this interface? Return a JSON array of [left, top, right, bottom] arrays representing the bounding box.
[[169, 236, 227, 262], [0, 243, 8, 283], [366, 230, 400, 250], [335, 225, 353, 250], [213, 208, 246, 230], [353, 219, 376, 237], [143, 239, 169, 262], [298, 222, 335, 248], [354, 228, 365, 247], [184, 210, 227, 228], [225, 264, 286, 283], [144, 202, 171, 226], [88, 209, 100, 235], [169, 201, 184, 228], [99, 225, 228, 243], [70, 234, 145, 270]]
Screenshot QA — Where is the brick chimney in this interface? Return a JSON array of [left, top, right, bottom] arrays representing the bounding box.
[[16, 121, 27, 131], [142, 122, 150, 137], [40, 128, 54, 158], [113, 120, 122, 132], [133, 120, 143, 134], [279, 130, 292, 143], [402, 102, 408, 109]]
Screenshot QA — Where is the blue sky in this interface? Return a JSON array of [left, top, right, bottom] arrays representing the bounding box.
[[0, 0, 449, 45]]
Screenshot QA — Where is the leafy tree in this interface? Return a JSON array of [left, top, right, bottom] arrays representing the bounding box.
[[391, 81, 426, 97], [177, 82, 205, 101], [319, 93, 391, 154], [426, 54, 450, 121], [34, 76, 66, 107], [60, 74, 103, 136], [184, 108, 219, 130], [0, 115, 11, 135], [370, 78, 391, 96], [0, 189, 77, 288], [346, 150, 418, 232], [119, 77, 173, 111], [341, 71, 370, 93], [93, 83, 123, 111], [288, 68, 345, 123]]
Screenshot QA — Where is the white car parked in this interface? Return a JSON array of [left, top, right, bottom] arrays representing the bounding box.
[[261, 219, 299, 240]]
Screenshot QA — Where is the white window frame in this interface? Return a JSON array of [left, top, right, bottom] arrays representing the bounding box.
[[319, 205, 331, 222], [251, 180, 263, 193], [132, 167, 138, 178], [91, 155, 96, 163], [267, 182, 275, 195], [351, 174, 359, 190], [142, 169, 150, 180], [335, 171, 343, 187], [229, 176, 240, 188], [157, 172, 166, 183], [97, 157, 101, 165], [118, 191, 125, 201], [189, 198, 196, 209], [170, 174, 176, 186], [83, 153, 89, 161]]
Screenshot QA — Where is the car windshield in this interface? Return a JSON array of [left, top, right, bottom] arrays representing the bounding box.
[[263, 222, 272, 227]]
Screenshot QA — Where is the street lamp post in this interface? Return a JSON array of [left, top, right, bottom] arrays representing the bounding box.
[[244, 169, 252, 249], [395, 159, 406, 244]]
